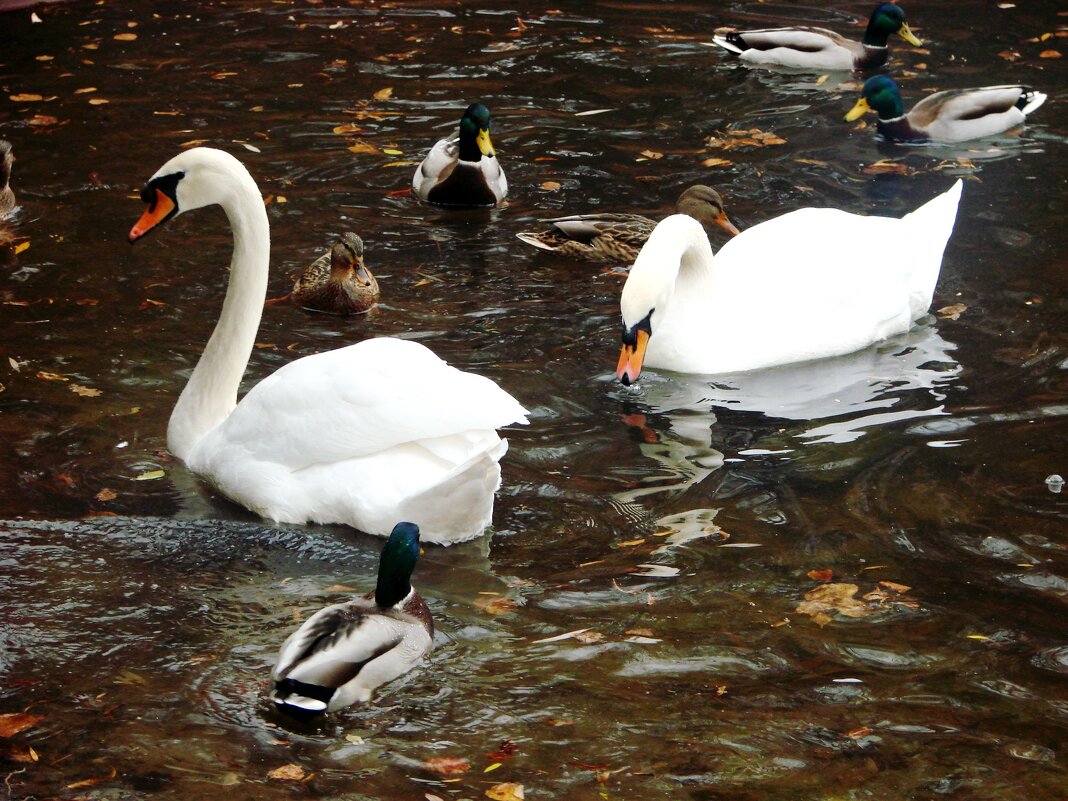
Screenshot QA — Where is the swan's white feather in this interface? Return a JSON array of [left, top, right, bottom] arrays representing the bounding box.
[[621, 181, 962, 375]]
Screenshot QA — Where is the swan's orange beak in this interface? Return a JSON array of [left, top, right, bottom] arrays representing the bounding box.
[[715, 212, 741, 237], [129, 189, 176, 243], [617, 329, 649, 386]]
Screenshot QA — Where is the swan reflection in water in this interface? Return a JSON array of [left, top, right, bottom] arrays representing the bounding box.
[[609, 323, 961, 522]]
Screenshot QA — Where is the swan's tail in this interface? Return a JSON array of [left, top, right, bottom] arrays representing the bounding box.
[[901, 180, 963, 319], [1017, 88, 1047, 118]]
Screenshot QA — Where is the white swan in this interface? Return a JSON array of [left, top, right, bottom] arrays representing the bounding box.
[[617, 181, 963, 383], [128, 147, 529, 545]]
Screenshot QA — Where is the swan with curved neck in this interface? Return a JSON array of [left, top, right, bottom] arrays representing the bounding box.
[[617, 181, 963, 383], [129, 147, 528, 544]]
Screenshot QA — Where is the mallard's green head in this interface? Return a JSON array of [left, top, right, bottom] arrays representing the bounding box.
[[863, 3, 922, 47], [457, 102, 495, 162], [845, 75, 904, 121], [375, 522, 421, 608]]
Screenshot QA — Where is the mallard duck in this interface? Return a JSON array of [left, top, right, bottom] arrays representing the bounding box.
[[291, 232, 379, 315], [412, 103, 507, 207], [616, 181, 963, 383], [515, 185, 740, 265], [711, 3, 922, 71], [271, 522, 433, 718], [0, 140, 14, 219], [128, 148, 529, 544], [845, 76, 1047, 143]]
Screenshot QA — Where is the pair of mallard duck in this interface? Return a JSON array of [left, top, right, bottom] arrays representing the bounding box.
[[711, 3, 1045, 144]]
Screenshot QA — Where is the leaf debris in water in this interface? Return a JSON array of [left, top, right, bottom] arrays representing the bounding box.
[[134, 469, 166, 481]]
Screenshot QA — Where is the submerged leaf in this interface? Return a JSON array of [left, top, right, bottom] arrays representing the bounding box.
[[267, 764, 305, 782], [423, 756, 471, 775], [486, 783, 524, 801], [0, 713, 44, 738]]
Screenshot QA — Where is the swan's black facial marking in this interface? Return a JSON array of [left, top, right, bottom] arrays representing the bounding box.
[[621, 309, 653, 347], [140, 171, 184, 211]]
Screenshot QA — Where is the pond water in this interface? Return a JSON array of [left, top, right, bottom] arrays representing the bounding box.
[[1, 1, 1066, 799]]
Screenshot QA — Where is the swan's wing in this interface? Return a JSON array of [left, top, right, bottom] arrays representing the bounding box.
[[216, 338, 529, 471]]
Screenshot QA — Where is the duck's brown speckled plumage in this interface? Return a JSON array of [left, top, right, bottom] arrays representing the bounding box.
[[292, 232, 379, 315], [0, 141, 15, 220], [516, 185, 740, 265]]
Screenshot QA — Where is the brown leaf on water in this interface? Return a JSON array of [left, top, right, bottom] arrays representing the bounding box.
[[37, 371, 69, 382], [373, 86, 394, 101], [332, 123, 362, 135], [423, 756, 471, 775], [639, 149, 663, 160], [9, 94, 44, 102], [347, 141, 379, 155], [66, 768, 116, 789], [0, 713, 44, 738], [625, 627, 654, 637], [937, 303, 967, 320], [807, 567, 834, 582], [88, 98, 110, 105], [95, 488, 117, 502], [486, 739, 519, 761], [796, 583, 873, 626], [114, 33, 137, 41], [70, 384, 102, 397], [879, 581, 911, 594], [862, 159, 915, 176], [27, 114, 63, 127], [997, 50, 1021, 61], [573, 630, 606, 644], [267, 764, 305, 782], [476, 596, 518, 616], [1039, 49, 1062, 58], [486, 783, 524, 801], [701, 157, 732, 168], [539, 180, 561, 191], [74, 87, 97, 94]]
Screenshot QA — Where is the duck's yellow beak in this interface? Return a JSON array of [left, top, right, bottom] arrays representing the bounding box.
[[844, 97, 870, 122], [129, 189, 175, 243], [715, 212, 741, 237], [476, 128, 496, 158], [616, 329, 649, 385], [897, 23, 922, 47]]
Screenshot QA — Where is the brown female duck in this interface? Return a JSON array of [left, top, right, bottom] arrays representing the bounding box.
[[292, 232, 379, 315]]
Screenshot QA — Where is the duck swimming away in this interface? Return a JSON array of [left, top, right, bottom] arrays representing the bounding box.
[[270, 521, 433, 718]]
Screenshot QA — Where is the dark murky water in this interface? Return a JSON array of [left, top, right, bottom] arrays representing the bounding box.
[[1, 1, 1067, 798]]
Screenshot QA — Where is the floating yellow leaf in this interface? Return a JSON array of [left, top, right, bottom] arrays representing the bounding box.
[[373, 86, 394, 101], [74, 87, 97, 94], [180, 139, 209, 148], [36, 55, 53, 61], [639, 149, 663, 160], [27, 114, 61, 127], [10, 93, 44, 102], [701, 157, 731, 168], [37, 371, 68, 382], [540, 180, 561, 191], [347, 141, 379, 155], [14, 241, 29, 255], [70, 384, 102, 397], [267, 764, 305, 782], [486, 783, 524, 801], [484, 762, 503, 773], [1039, 49, 1062, 58], [114, 32, 137, 41], [88, 98, 110, 105], [134, 469, 166, 481], [276, 195, 287, 204], [382, 148, 403, 156], [332, 123, 362, 135], [815, 74, 829, 85]]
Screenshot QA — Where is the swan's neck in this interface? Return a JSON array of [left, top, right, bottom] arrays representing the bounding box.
[[167, 178, 270, 462]]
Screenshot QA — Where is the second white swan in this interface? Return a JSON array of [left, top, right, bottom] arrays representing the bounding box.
[[617, 181, 963, 383], [128, 147, 528, 544]]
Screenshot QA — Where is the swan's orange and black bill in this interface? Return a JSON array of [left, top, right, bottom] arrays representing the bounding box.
[[129, 189, 176, 243], [617, 329, 649, 386]]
